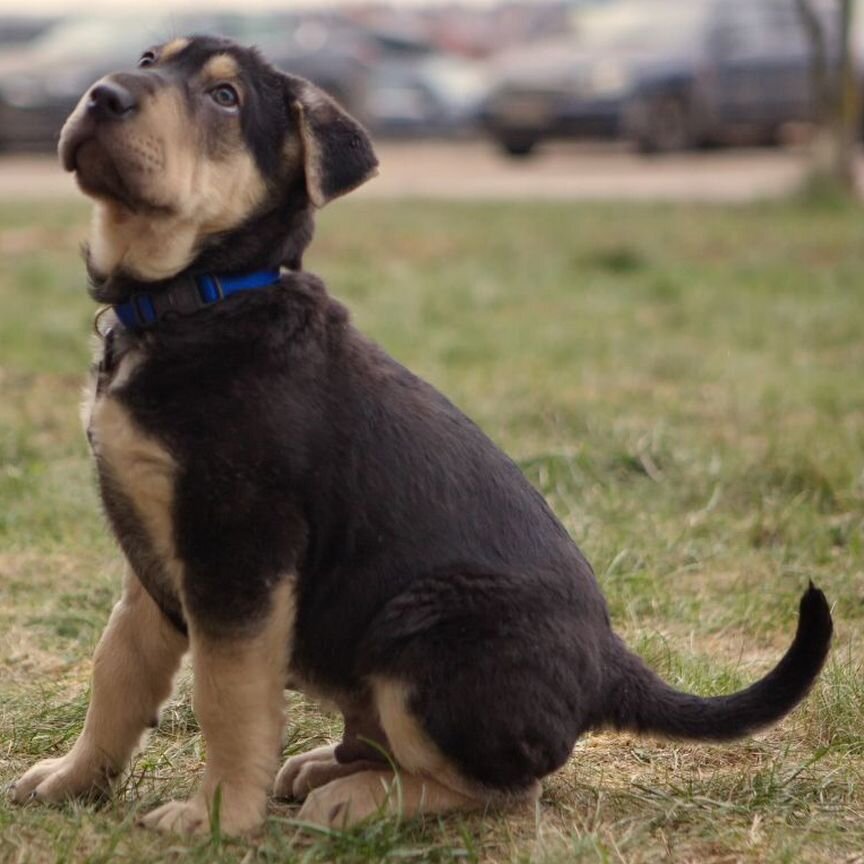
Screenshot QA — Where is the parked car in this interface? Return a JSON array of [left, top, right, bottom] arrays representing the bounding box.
[[482, 35, 617, 157], [482, 0, 837, 158], [366, 54, 488, 136], [622, 0, 832, 153]]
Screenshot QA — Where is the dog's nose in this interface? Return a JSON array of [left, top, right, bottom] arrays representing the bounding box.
[[87, 81, 137, 121]]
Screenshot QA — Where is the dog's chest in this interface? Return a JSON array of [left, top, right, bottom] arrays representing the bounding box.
[[86, 346, 185, 609]]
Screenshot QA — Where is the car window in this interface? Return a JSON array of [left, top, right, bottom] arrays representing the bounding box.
[[575, 0, 712, 52], [711, 0, 811, 59]]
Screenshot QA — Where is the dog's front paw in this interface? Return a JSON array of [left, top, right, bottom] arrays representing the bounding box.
[[138, 790, 265, 836], [9, 751, 109, 805]]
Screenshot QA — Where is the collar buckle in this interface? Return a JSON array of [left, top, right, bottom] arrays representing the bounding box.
[[158, 274, 209, 320]]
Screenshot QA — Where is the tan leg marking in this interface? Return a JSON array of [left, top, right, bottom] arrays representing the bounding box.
[[140, 580, 296, 836], [374, 678, 477, 798], [298, 770, 482, 828], [10, 569, 187, 804], [294, 678, 540, 828], [90, 396, 181, 592], [293, 678, 486, 827]]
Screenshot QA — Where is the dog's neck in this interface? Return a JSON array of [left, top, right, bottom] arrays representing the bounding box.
[[88, 248, 293, 306], [86, 191, 315, 305]]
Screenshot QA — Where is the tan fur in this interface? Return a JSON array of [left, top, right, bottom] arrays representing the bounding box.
[[274, 744, 337, 798], [274, 744, 385, 802], [373, 678, 477, 798], [89, 397, 182, 593], [80, 310, 132, 441], [201, 53, 240, 83], [89, 202, 200, 281], [108, 347, 145, 392], [87, 163, 266, 279], [282, 134, 303, 167], [83, 85, 268, 280], [10, 569, 187, 803], [140, 579, 297, 834], [292, 756, 381, 800], [79, 341, 101, 439], [298, 769, 483, 828], [277, 679, 545, 823], [160, 38, 190, 62]]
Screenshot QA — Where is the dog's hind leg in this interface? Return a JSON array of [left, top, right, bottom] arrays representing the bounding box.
[[276, 751, 386, 803], [274, 744, 339, 801], [295, 677, 539, 828], [139, 579, 294, 836], [10, 567, 187, 804], [275, 700, 390, 802], [298, 768, 485, 828]]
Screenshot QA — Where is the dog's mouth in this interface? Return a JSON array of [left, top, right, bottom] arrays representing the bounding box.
[[59, 118, 147, 212], [59, 116, 95, 173], [67, 140, 134, 209]]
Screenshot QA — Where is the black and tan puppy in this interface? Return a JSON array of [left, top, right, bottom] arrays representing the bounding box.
[[11, 37, 832, 834]]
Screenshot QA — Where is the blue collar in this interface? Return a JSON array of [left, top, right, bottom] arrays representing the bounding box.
[[113, 269, 282, 331]]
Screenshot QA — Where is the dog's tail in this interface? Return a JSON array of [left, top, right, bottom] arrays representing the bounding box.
[[599, 584, 832, 741]]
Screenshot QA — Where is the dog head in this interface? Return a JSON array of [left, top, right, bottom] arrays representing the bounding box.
[[59, 35, 378, 282]]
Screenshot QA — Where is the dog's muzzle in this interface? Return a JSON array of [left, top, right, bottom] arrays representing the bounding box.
[[59, 74, 147, 172]]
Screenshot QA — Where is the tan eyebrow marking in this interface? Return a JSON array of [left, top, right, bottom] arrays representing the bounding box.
[[160, 38, 190, 62], [201, 53, 240, 82]]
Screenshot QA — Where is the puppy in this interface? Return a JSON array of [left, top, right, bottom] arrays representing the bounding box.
[[10, 36, 832, 834]]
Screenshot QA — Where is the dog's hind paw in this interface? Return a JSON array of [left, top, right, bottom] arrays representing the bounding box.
[[273, 744, 337, 801], [297, 771, 394, 828], [138, 799, 209, 835]]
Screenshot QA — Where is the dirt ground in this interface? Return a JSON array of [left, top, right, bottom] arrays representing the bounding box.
[[0, 140, 824, 203]]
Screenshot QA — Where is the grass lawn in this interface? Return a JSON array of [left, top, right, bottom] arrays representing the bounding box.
[[0, 197, 862, 863]]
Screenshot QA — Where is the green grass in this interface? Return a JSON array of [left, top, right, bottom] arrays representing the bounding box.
[[1, 197, 862, 863]]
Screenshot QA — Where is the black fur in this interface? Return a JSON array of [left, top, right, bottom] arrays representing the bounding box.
[[602, 584, 833, 741], [85, 38, 832, 794]]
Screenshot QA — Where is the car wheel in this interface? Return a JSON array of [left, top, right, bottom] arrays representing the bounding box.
[[758, 124, 784, 148], [636, 95, 694, 154], [496, 134, 538, 158]]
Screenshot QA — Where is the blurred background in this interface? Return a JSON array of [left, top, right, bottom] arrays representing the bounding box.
[[0, 0, 862, 201]]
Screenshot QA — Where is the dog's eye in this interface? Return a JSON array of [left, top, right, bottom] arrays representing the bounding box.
[[210, 84, 239, 110], [138, 51, 156, 68]]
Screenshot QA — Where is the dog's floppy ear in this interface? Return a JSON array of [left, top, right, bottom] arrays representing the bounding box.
[[285, 76, 378, 208]]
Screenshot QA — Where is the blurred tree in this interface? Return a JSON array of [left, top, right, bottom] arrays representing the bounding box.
[[795, 0, 860, 196]]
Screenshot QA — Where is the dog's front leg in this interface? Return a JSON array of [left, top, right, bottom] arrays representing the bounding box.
[[139, 580, 293, 836], [10, 568, 187, 803]]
